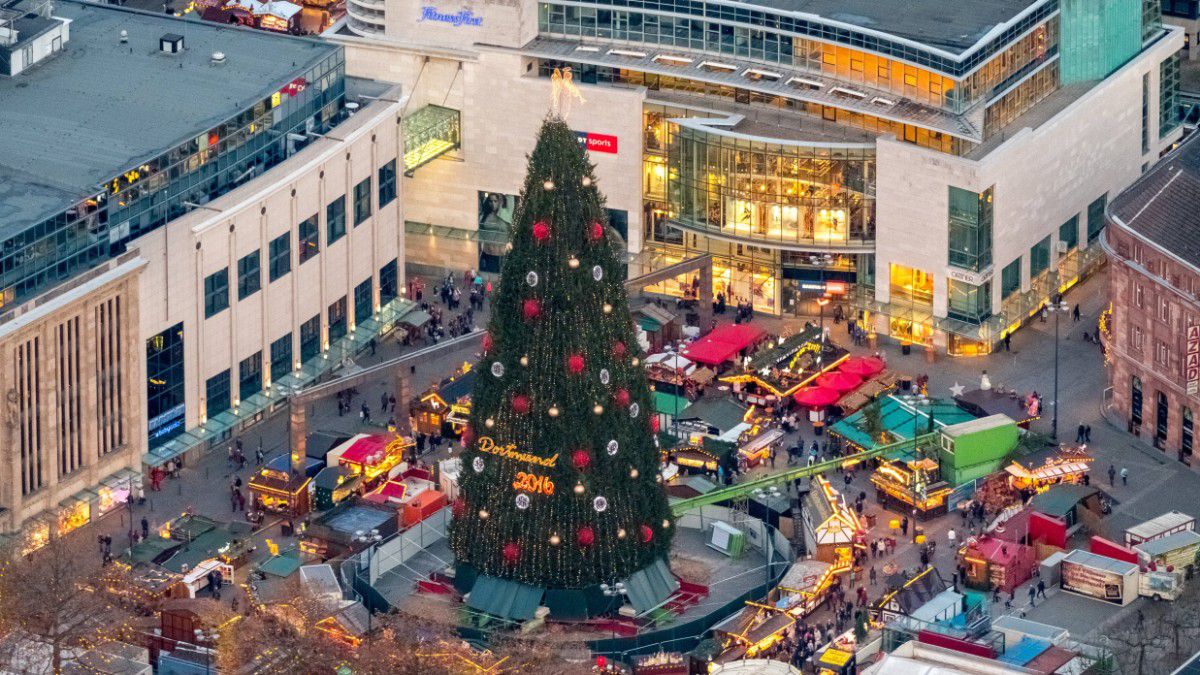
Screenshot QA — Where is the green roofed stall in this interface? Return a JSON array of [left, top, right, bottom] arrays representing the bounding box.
[[466, 575, 544, 622], [832, 395, 976, 457]]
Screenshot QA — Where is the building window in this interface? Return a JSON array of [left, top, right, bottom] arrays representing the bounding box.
[[204, 269, 229, 318], [1001, 259, 1022, 299], [1161, 52, 1182, 137], [237, 251, 261, 300], [146, 323, 185, 445], [947, 186, 993, 271], [1184, 407, 1194, 457], [328, 296, 348, 342], [206, 370, 231, 418], [1029, 236, 1051, 278], [1058, 215, 1079, 253], [1132, 325, 1145, 351], [355, 278, 373, 325], [300, 314, 321, 362], [299, 214, 320, 264], [1135, 284, 1145, 308], [270, 334, 292, 382], [1142, 72, 1151, 154], [269, 233, 291, 281], [380, 258, 398, 303], [1132, 375, 1144, 427], [1156, 339, 1170, 365], [947, 279, 992, 324], [239, 351, 262, 402], [327, 196, 346, 245], [1087, 194, 1108, 243], [354, 178, 372, 226], [1157, 391, 1170, 444], [378, 160, 397, 207], [889, 265, 934, 306], [1159, 296, 1171, 323]]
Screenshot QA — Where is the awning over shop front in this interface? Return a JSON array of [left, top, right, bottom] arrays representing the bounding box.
[[466, 575, 544, 621], [400, 310, 431, 328], [681, 323, 767, 366]]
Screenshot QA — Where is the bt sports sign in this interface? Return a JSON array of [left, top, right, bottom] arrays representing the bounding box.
[[419, 6, 483, 26]]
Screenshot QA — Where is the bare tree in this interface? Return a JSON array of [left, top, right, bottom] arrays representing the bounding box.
[[0, 532, 135, 674]]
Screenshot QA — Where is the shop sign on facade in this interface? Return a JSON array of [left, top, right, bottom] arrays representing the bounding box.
[[945, 266, 990, 286], [419, 7, 483, 26], [576, 131, 618, 154], [1186, 323, 1199, 395]]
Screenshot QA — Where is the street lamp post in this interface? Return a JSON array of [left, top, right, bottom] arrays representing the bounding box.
[[193, 628, 219, 675], [600, 582, 628, 639], [353, 528, 383, 639], [1045, 297, 1071, 441], [898, 393, 932, 459]]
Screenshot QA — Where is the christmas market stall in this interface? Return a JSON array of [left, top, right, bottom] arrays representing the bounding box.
[[957, 535, 1037, 593], [669, 437, 737, 475], [953, 387, 1042, 428], [328, 433, 414, 488], [718, 327, 848, 406], [1134, 529, 1200, 575], [676, 397, 752, 443], [633, 303, 682, 354], [313, 465, 361, 511], [802, 476, 864, 568], [775, 558, 837, 618], [411, 364, 477, 436], [1005, 448, 1092, 493], [870, 457, 952, 520], [249, 455, 315, 519], [645, 351, 710, 398], [681, 322, 769, 372], [832, 395, 976, 456], [935, 414, 1020, 486]]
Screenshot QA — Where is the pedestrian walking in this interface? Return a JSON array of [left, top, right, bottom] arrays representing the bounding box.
[[869, 566, 877, 585], [361, 403, 370, 423], [1028, 584, 1036, 607], [256, 443, 265, 466], [948, 528, 957, 548], [1036, 579, 1046, 598], [1076, 424, 1086, 444], [901, 516, 909, 536], [1120, 466, 1129, 485], [1072, 304, 1080, 321], [1003, 333, 1011, 351], [1108, 464, 1116, 486], [1084, 425, 1092, 443], [141, 517, 149, 539]]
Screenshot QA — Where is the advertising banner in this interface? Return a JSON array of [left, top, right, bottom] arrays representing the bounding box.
[[1186, 324, 1198, 395], [1062, 560, 1126, 604]]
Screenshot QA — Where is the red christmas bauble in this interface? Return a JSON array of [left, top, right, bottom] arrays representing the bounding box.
[[651, 417, 661, 433], [522, 298, 541, 320], [482, 333, 493, 353], [511, 394, 531, 415], [460, 426, 474, 447], [567, 354, 585, 374], [572, 449, 592, 470], [589, 221, 605, 241], [612, 341, 627, 358], [577, 525, 595, 547], [613, 388, 631, 407], [532, 220, 551, 242], [640, 524, 654, 543], [596, 656, 607, 669], [451, 499, 466, 519], [502, 542, 521, 564]]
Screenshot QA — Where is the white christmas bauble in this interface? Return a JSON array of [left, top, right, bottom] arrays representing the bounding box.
[[607, 440, 619, 456], [662, 519, 671, 529], [520, 356, 529, 366], [549, 533, 561, 545], [593, 404, 604, 415], [600, 369, 610, 385], [573, 482, 585, 495], [617, 528, 627, 539], [548, 405, 560, 417], [490, 362, 505, 378], [485, 417, 495, 428], [631, 357, 640, 366], [603, 303, 613, 314], [593, 496, 608, 512], [516, 493, 531, 510], [568, 256, 580, 269], [479, 509, 489, 519], [629, 403, 640, 418], [472, 457, 485, 473], [543, 180, 555, 190], [581, 176, 592, 186], [525, 271, 538, 287], [629, 468, 639, 478], [592, 265, 604, 281]]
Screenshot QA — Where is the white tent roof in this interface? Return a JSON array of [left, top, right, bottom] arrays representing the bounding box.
[[225, 0, 302, 18], [646, 351, 695, 373]]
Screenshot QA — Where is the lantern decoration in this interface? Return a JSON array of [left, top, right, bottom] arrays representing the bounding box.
[[532, 220, 551, 241], [613, 388, 631, 407], [502, 542, 521, 564], [511, 394, 531, 415], [617, 528, 627, 540], [589, 221, 605, 241], [640, 524, 654, 543], [577, 525, 595, 547], [572, 449, 592, 470], [567, 354, 585, 374], [522, 298, 542, 320]]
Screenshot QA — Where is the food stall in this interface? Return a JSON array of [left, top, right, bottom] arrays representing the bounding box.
[[1134, 529, 1200, 575], [870, 458, 952, 520], [1060, 550, 1139, 606], [676, 397, 751, 444], [1005, 450, 1092, 493], [669, 438, 736, 474], [249, 461, 312, 518], [645, 352, 702, 398], [180, 558, 235, 598], [775, 559, 837, 618], [1125, 511, 1196, 547], [312, 466, 361, 512], [411, 364, 476, 436], [957, 535, 1036, 593], [332, 434, 414, 488], [802, 476, 863, 568], [681, 323, 769, 373], [738, 425, 784, 468], [718, 327, 848, 405], [815, 646, 857, 675]]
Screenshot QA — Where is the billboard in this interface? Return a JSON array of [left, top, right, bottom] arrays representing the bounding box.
[[1061, 559, 1127, 604], [576, 131, 619, 154]]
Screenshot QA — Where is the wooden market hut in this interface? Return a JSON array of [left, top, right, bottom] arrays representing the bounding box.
[[411, 367, 476, 436], [801, 476, 863, 568]]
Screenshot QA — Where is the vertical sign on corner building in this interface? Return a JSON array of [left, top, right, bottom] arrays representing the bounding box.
[[1186, 322, 1199, 395]]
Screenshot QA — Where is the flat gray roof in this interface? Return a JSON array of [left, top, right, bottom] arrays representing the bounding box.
[[743, 0, 1045, 53], [0, 0, 337, 232]]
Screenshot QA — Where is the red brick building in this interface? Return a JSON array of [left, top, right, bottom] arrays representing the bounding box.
[[1104, 137, 1200, 465]]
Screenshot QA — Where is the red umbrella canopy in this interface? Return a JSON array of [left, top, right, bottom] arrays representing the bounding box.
[[840, 356, 885, 377], [793, 386, 840, 408], [816, 371, 864, 392]]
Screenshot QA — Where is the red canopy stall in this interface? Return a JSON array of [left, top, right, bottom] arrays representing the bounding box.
[[839, 356, 885, 378], [793, 387, 840, 408], [815, 371, 863, 393], [682, 323, 768, 368]]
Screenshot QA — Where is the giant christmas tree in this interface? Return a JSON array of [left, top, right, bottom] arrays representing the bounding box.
[[449, 119, 674, 589]]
